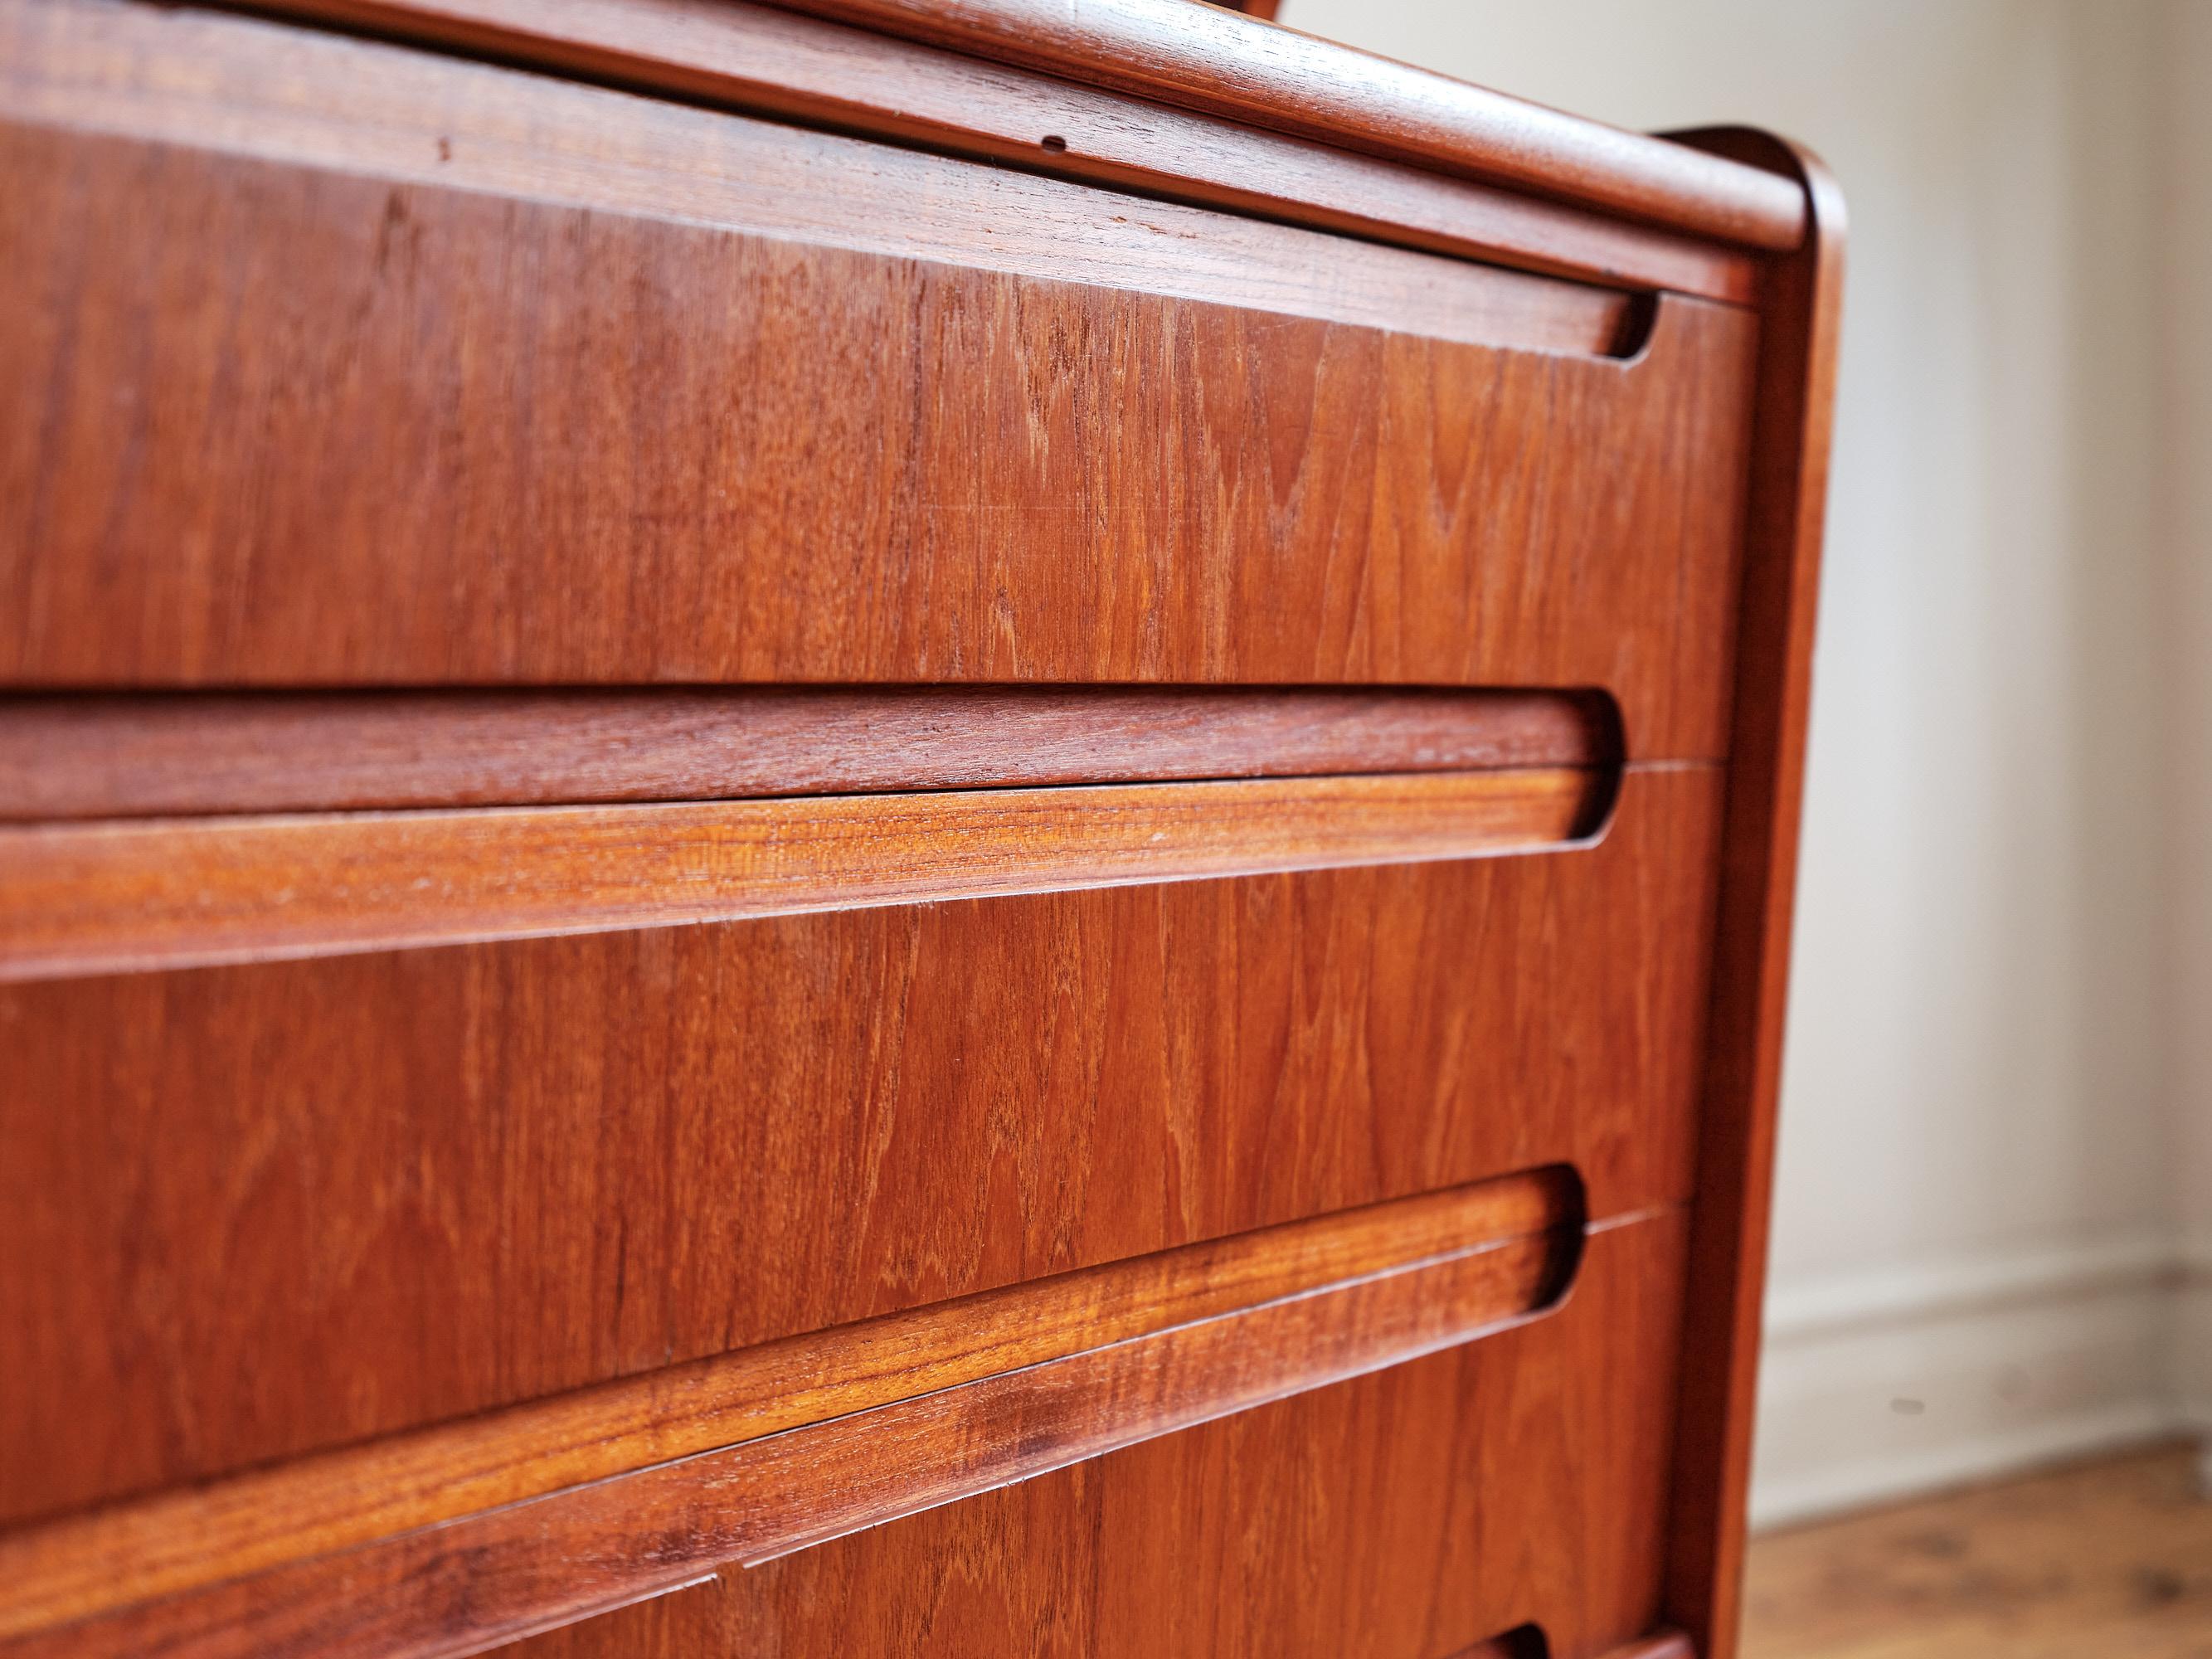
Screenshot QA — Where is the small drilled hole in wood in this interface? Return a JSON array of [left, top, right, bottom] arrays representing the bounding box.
[[1039, 134, 1067, 153]]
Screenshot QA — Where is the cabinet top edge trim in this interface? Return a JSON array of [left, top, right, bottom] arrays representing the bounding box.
[[215, 0, 1790, 287]]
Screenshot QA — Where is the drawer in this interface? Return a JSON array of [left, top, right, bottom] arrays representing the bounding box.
[[1, 0, 1754, 764], [0, 0, 1844, 1655], [489, 1214, 1695, 1659], [0, 768, 1718, 1530], [1, 1175, 1691, 1659]]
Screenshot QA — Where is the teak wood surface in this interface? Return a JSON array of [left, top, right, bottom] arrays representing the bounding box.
[[0, 685, 1616, 818], [2, 768, 1725, 1525], [0, 766, 1613, 981], [1658, 129, 1847, 1659], [493, 1217, 1693, 1659], [0, 0, 1843, 1656], [2, 0, 1758, 771], [209, 0, 1756, 300], [252, 0, 1804, 249], [0, 1172, 1582, 1653]]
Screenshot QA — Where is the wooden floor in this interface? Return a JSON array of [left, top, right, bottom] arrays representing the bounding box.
[[1742, 1443, 2212, 1657]]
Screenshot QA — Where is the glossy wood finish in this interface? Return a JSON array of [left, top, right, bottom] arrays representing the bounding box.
[[0, 0, 1842, 1652], [774, 1, 1805, 246], [267, 0, 1801, 248], [1, 1175, 1580, 1657], [0, 767, 1612, 982], [0, 1171, 1575, 1639], [494, 1218, 1690, 1659], [215, 0, 1753, 300], [0, 686, 1616, 818], [2, 2, 1641, 358], [1, 0, 1757, 772], [1660, 131, 1849, 1659], [0, 768, 1722, 1530]]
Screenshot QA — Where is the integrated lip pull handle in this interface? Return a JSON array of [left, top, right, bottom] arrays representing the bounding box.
[[0, 1165, 1587, 1657], [1449, 1628, 1698, 1659], [0, 684, 1624, 819], [0, 686, 1626, 981]]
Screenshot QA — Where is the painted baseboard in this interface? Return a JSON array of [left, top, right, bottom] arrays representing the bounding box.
[[1751, 1397, 2176, 1530], [2177, 1246, 2212, 1496], [1749, 1235, 2187, 1530]]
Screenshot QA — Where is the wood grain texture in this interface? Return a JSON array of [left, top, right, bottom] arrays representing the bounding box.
[[0, 4, 1840, 1653], [1741, 1445, 2212, 1659], [0, 0, 1759, 767], [0, 1175, 1581, 1657], [211, 0, 1752, 300], [0, 766, 1722, 1527], [0, 685, 1618, 819], [0, 766, 1612, 983], [255, 0, 1802, 248], [1658, 132, 1847, 1659], [766, 0, 1807, 247], [487, 1214, 1690, 1659], [0, 0, 1637, 355]]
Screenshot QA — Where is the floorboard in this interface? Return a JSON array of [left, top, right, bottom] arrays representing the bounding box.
[[1743, 1443, 2212, 1658]]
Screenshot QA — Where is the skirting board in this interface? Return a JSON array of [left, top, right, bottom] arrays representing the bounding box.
[[1750, 1236, 2189, 1530], [2179, 1253, 2212, 1494]]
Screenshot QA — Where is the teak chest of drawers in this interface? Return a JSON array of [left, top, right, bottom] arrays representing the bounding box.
[[0, 2, 1842, 1656]]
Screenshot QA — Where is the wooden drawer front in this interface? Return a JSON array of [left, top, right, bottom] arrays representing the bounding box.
[[1, 1191, 1688, 1659], [488, 1214, 1691, 1659], [2, 0, 1753, 763], [0, 768, 1717, 1532], [0, 0, 1842, 1653]]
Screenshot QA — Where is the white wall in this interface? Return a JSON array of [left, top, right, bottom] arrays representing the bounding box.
[[1281, 0, 2203, 1524]]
